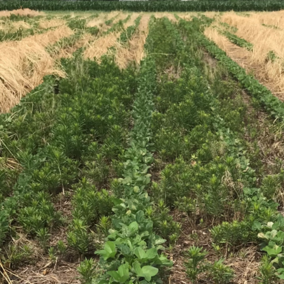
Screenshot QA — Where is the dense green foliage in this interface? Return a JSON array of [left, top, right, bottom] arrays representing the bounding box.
[[148, 15, 284, 282], [94, 57, 171, 284], [0, 53, 136, 255], [1, 1, 284, 12], [3, 10, 284, 284]]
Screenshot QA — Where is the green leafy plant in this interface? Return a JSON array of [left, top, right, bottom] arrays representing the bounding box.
[[258, 255, 277, 284], [221, 30, 253, 51], [36, 228, 50, 251], [67, 219, 92, 255], [78, 258, 96, 284], [185, 246, 208, 283], [208, 258, 234, 284], [0, 211, 9, 246]]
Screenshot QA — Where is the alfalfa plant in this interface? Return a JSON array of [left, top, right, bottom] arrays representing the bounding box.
[[185, 246, 234, 284], [185, 246, 208, 283]]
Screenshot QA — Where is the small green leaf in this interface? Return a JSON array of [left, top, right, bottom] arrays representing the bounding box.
[[158, 254, 173, 266], [155, 238, 166, 245]]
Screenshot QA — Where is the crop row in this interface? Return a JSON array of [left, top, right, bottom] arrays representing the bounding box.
[[221, 30, 253, 51], [194, 16, 284, 120], [0, 49, 137, 266], [147, 15, 284, 282], [94, 57, 171, 284], [1, 1, 284, 12]]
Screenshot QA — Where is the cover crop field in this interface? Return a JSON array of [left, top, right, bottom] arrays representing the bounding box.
[[2, 8, 284, 284]]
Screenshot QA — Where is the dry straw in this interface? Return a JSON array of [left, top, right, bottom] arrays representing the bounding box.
[[84, 13, 150, 66], [0, 26, 73, 113], [205, 11, 284, 100], [221, 12, 284, 60], [13, 21, 31, 30], [84, 12, 130, 61], [58, 33, 94, 59], [87, 13, 108, 28], [0, 20, 31, 32], [84, 32, 121, 61], [38, 18, 66, 29], [115, 14, 150, 69], [87, 11, 121, 35], [123, 13, 141, 30]]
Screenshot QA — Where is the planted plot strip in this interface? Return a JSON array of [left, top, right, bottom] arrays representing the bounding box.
[[175, 17, 284, 282], [95, 58, 172, 283], [202, 27, 284, 119], [0, 54, 135, 281]]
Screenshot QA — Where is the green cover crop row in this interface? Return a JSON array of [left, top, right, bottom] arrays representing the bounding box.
[[142, 15, 284, 282], [1, 1, 284, 12], [221, 30, 253, 51], [192, 16, 284, 120], [0, 52, 136, 258], [94, 23, 172, 282], [166, 15, 284, 281]]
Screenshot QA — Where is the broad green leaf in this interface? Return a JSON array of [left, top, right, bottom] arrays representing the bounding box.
[[107, 271, 120, 282], [108, 264, 130, 283], [118, 244, 131, 255], [135, 247, 146, 260], [139, 266, 159, 281], [262, 245, 282, 256], [145, 248, 157, 259], [118, 264, 130, 280], [128, 221, 139, 235], [96, 241, 117, 260], [136, 210, 145, 223], [134, 262, 158, 281], [133, 261, 142, 275], [277, 268, 284, 280]]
